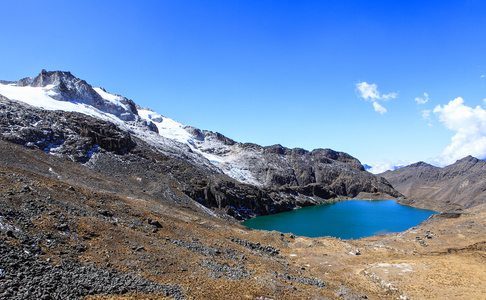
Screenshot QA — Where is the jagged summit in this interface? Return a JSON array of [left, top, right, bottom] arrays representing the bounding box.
[[452, 155, 483, 167], [26, 69, 78, 87], [16, 70, 140, 121]]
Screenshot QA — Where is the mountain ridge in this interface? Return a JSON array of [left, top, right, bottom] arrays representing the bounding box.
[[0, 70, 400, 218], [380, 155, 486, 209]]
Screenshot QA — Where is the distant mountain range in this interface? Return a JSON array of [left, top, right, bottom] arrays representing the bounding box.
[[380, 156, 486, 209], [0, 70, 400, 219]]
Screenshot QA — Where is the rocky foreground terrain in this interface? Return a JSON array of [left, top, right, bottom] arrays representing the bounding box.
[[1, 138, 485, 300], [0, 70, 485, 299]]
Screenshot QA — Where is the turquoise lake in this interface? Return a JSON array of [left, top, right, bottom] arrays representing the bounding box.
[[242, 200, 437, 239]]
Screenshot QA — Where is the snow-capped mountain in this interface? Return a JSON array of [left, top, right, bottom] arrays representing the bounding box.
[[0, 71, 265, 184], [0, 70, 224, 173], [0, 70, 399, 199]]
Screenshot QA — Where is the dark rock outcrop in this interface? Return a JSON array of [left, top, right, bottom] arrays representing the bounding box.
[[0, 96, 135, 163], [181, 123, 399, 199]]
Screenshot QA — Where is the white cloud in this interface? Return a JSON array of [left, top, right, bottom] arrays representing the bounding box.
[[415, 92, 429, 104], [421, 109, 431, 119], [381, 92, 398, 101], [356, 82, 380, 100], [355, 82, 397, 114], [433, 97, 486, 166], [364, 160, 411, 174], [373, 101, 387, 114], [481, 74, 485, 78]]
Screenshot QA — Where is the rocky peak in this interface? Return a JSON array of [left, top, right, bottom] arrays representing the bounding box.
[[264, 144, 287, 155], [182, 126, 376, 191], [441, 155, 486, 179], [30, 69, 78, 88], [211, 131, 236, 146], [379, 161, 438, 179], [381, 155, 486, 208], [407, 161, 435, 168], [21, 70, 106, 107], [453, 155, 481, 166], [312, 148, 365, 171], [20, 70, 141, 122]]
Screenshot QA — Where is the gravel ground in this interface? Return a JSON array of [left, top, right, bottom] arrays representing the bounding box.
[[0, 242, 184, 300]]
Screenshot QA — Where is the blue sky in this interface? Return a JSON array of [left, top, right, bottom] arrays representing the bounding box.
[[1, 1, 486, 172]]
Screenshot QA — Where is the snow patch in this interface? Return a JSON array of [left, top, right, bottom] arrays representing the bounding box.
[[0, 83, 123, 126]]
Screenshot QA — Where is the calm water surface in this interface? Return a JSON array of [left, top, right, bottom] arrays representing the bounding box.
[[242, 200, 437, 239]]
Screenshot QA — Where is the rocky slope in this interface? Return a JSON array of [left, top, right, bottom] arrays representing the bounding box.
[[0, 70, 400, 219], [380, 156, 486, 209], [0, 140, 331, 299]]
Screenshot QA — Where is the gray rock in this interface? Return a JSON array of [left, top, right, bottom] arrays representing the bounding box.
[[201, 259, 251, 280], [230, 238, 280, 257], [273, 272, 327, 288], [147, 218, 163, 228], [0, 243, 185, 300]]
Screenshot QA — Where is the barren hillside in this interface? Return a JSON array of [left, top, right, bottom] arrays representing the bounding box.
[[380, 157, 486, 210]]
